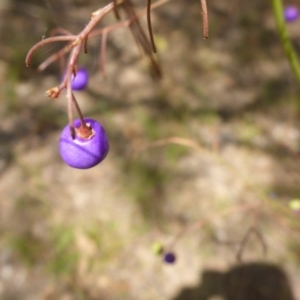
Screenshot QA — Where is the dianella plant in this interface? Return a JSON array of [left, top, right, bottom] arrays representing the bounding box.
[[25, 0, 299, 172], [25, 0, 208, 169]]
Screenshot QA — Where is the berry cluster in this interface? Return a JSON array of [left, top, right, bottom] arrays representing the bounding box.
[[23, 0, 211, 170], [59, 68, 109, 169], [151, 242, 176, 264]]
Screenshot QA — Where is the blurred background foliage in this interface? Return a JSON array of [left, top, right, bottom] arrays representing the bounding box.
[[1, 0, 300, 299]]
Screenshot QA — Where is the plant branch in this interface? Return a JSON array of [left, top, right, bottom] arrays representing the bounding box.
[[147, 0, 157, 52], [90, 0, 170, 38], [26, 0, 206, 139], [28, 0, 170, 73], [25, 36, 76, 67], [200, 0, 209, 38], [271, 0, 300, 86], [38, 43, 74, 71]]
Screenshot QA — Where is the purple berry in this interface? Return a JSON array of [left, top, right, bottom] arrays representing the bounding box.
[[63, 67, 89, 91], [164, 252, 176, 264], [284, 5, 299, 22], [59, 118, 109, 169]]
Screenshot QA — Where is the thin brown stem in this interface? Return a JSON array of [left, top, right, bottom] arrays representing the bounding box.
[[123, 0, 151, 52], [113, 0, 121, 19], [27, 0, 176, 139], [64, 45, 82, 137], [89, 0, 170, 38], [66, 70, 75, 139], [89, 2, 121, 27], [26, 2, 118, 68], [127, 17, 144, 57], [33, 0, 170, 72], [123, 0, 161, 77], [71, 93, 86, 128], [25, 36, 76, 67], [200, 0, 209, 39], [236, 227, 267, 262], [83, 37, 88, 54], [147, 0, 157, 53], [38, 42, 73, 71]]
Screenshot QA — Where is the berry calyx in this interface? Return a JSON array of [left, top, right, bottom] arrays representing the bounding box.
[[284, 5, 299, 22], [76, 123, 95, 139], [163, 252, 176, 264], [59, 118, 109, 169]]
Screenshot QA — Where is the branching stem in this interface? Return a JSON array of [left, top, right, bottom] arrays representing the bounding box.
[[271, 0, 300, 86], [26, 0, 208, 138], [25, 36, 76, 67]]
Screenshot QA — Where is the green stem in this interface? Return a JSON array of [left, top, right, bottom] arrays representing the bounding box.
[[271, 0, 300, 86]]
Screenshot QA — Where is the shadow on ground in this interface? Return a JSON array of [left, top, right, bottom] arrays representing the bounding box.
[[172, 262, 295, 300]]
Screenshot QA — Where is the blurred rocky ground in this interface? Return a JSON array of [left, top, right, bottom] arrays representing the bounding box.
[[0, 0, 300, 299]]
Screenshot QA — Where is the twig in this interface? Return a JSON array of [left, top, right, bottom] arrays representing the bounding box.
[[123, 0, 161, 77], [200, 0, 209, 39], [147, 0, 157, 52], [83, 37, 88, 54], [236, 227, 267, 262], [25, 36, 76, 67], [38, 43, 74, 71], [26, 1, 118, 68], [89, 0, 170, 38], [28, 0, 169, 73], [25, 0, 172, 138], [113, 0, 121, 19]]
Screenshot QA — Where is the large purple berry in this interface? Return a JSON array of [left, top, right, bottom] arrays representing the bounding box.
[[59, 118, 109, 169], [163, 252, 176, 264], [284, 5, 299, 22], [63, 67, 89, 91]]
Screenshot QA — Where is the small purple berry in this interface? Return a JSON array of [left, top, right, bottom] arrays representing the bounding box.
[[284, 5, 299, 22], [164, 252, 176, 264], [63, 67, 89, 91], [59, 118, 109, 169]]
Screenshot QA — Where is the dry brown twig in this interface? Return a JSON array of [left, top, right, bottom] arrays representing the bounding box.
[[25, 0, 209, 137], [236, 227, 267, 262], [200, 0, 209, 38]]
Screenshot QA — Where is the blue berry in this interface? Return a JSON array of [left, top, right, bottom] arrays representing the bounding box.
[[63, 67, 89, 91], [284, 5, 299, 22], [59, 118, 109, 169], [163, 252, 176, 264]]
